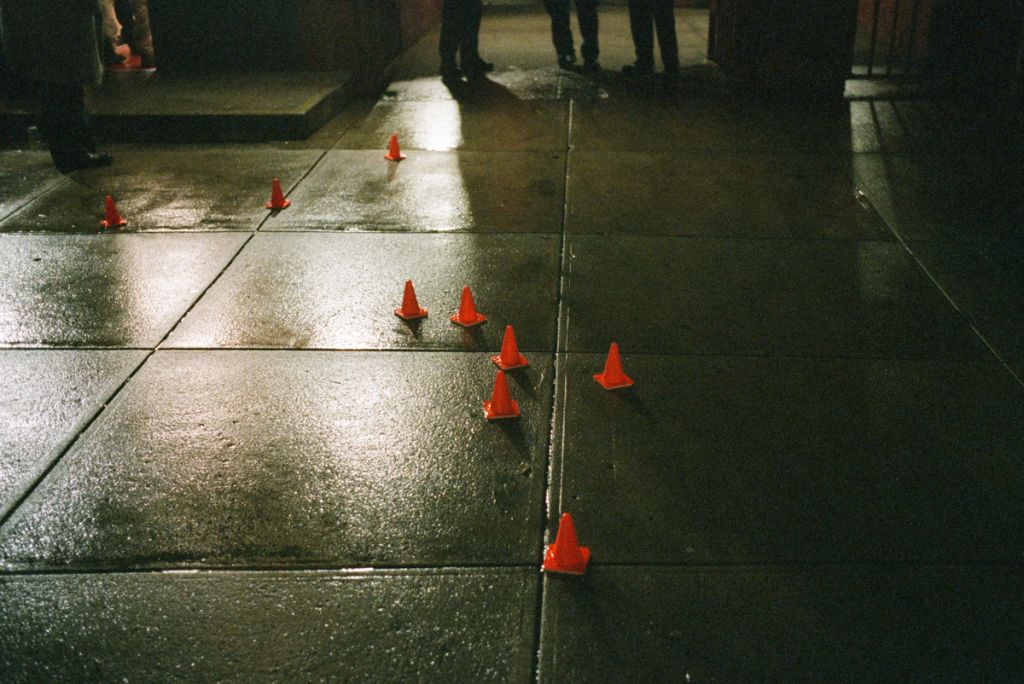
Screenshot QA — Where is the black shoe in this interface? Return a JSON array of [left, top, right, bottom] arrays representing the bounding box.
[[621, 62, 654, 77], [440, 63, 463, 80], [462, 56, 494, 75], [52, 150, 113, 174], [557, 53, 577, 71]]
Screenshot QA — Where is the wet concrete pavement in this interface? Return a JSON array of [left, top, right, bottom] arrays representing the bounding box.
[[2, 6, 1023, 682]]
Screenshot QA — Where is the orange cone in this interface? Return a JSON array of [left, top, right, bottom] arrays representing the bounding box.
[[491, 324, 529, 370], [543, 512, 591, 576], [450, 286, 487, 327], [483, 370, 520, 420], [384, 134, 406, 161], [594, 342, 633, 390], [394, 279, 428, 320], [100, 195, 127, 229], [266, 178, 291, 210]]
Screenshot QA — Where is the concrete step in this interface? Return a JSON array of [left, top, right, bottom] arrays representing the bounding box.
[[0, 70, 354, 144]]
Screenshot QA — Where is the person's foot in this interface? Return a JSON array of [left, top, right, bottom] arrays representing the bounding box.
[[52, 150, 113, 174], [462, 56, 494, 76], [621, 62, 654, 78], [140, 52, 157, 70], [557, 53, 577, 71], [440, 62, 463, 81], [582, 60, 601, 75]]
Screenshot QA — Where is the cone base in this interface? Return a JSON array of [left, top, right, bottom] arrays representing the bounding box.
[[385, 153, 406, 162], [490, 353, 529, 371], [394, 307, 428, 321], [100, 219, 127, 229], [543, 545, 591, 575], [451, 313, 487, 327], [594, 372, 634, 390], [483, 399, 520, 420], [266, 199, 291, 210]]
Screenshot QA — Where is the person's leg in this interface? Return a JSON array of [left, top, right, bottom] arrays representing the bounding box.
[[129, 0, 156, 68], [36, 81, 111, 172], [625, 0, 655, 74], [439, 0, 463, 75], [101, 0, 125, 65], [653, 0, 679, 74], [545, 0, 576, 67], [461, 0, 493, 73], [575, 0, 600, 69]]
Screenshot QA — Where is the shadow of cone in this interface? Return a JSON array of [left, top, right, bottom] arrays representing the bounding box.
[[450, 286, 487, 327], [543, 512, 591, 575], [385, 134, 406, 161], [394, 279, 428, 320], [101, 195, 127, 229], [483, 370, 520, 420], [594, 342, 633, 390], [266, 178, 291, 210], [491, 324, 529, 370]]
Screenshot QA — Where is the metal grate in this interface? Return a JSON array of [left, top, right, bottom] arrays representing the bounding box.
[[852, 0, 929, 79]]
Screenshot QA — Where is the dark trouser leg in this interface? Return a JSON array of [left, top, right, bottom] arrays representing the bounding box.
[[440, 0, 464, 69], [576, 0, 600, 65], [461, 0, 483, 62], [545, 0, 575, 59], [627, 0, 654, 70], [36, 81, 90, 159], [653, 0, 679, 72]]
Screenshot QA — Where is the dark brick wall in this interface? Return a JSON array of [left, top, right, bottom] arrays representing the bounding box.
[[147, 0, 443, 73]]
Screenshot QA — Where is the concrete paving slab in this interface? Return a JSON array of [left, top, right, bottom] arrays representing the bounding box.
[[0, 568, 536, 682], [334, 100, 569, 152], [0, 152, 65, 222], [0, 233, 245, 347], [168, 233, 559, 351], [568, 151, 890, 238], [572, 98, 848, 153], [852, 152, 1023, 243], [0, 350, 553, 571], [908, 241, 1024, 374], [264, 150, 564, 233], [0, 350, 146, 519], [0, 148, 321, 233], [561, 235, 987, 358], [549, 354, 1024, 564], [539, 565, 1024, 682]]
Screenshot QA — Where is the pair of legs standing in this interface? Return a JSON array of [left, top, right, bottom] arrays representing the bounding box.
[[439, 0, 492, 78], [544, 0, 600, 71], [626, 0, 679, 76]]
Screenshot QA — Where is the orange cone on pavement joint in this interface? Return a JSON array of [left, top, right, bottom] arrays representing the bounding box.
[[450, 286, 487, 327], [491, 324, 529, 370], [594, 342, 633, 390], [101, 195, 127, 229], [266, 178, 291, 210], [394, 279, 428, 320], [384, 133, 406, 161], [483, 370, 520, 420], [543, 512, 591, 576]]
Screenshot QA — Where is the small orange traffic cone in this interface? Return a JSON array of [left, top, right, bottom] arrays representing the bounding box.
[[483, 370, 520, 420], [266, 178, 291, 210], [450, 286, 487, 327], [491, 324, 529, 370], [100, 195, 127, 229], [384, 134, 406, 162], [543, 512, 591, 576], [394, 279, 428, 320], [594, 342, 633, 390]]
